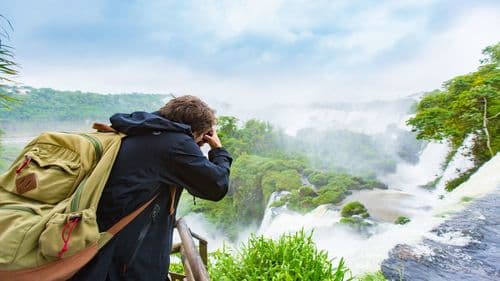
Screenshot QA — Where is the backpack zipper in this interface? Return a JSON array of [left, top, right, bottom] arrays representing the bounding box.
[[78, 134, 103, 162], [70, 176, 89, 212], [68, 133, 103, 212], [122, 203, 161, 275]]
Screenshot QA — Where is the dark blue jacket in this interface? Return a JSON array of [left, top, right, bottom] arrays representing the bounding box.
[[71, 112, 232, 281]]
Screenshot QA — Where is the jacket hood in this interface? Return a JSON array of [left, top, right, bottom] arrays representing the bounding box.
[[110, 111, 192, 136]]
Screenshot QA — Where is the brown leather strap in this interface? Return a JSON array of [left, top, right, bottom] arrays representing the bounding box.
[[92, 122, 117, 133], [0, 243, 99, 281], [107, 194, 159, 235], [169, 186, 177, 215]]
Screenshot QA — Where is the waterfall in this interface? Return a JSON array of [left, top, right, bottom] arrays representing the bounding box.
[[256, 140, 499, 275], [257, 191, 290, 234], [435, 134, 476, 192]]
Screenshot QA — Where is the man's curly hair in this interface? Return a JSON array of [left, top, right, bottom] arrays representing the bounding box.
[[159, 95, 216, 134]]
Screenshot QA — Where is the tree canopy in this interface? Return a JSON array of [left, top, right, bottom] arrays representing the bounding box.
[[408, 42, 500, 164], [407, 42, 500, 190]]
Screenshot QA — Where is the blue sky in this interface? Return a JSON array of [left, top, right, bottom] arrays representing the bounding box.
[[2, 0, 500, 105]]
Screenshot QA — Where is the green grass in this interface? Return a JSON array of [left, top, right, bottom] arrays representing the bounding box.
[[208, 230, 353, 281], [356, 271, 387, 281]]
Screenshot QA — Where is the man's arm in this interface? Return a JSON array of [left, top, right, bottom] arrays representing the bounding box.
[[165, 133, 232, 201]]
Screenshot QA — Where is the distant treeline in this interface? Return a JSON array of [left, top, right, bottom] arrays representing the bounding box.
[[0, 86, 168, 123]]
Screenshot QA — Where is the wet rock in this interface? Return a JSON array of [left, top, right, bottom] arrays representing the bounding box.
[[381, 192, 500, 281]]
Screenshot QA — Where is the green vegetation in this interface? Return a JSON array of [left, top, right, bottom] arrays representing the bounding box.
[[356, 271, 387, 281], [0, 86, 167, 125], [273, 172, 386, 214], [444, 168, 477, 191], [0, 15, 18, 108], [341, 201, 369, 218], [339, 202, 374, 233], [208, 230, 352, 281], [168, 253, 184, 275], [407, 42, 500, 191], [394, 216, 410, 225]]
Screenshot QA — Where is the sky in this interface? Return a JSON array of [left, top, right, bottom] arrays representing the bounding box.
[[2, 0, 500, 106]]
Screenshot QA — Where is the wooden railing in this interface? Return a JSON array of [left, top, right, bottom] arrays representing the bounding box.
[[169, 218, 210, 281]]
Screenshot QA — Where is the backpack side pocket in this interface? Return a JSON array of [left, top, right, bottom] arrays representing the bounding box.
[[39, 208, 99, 259]]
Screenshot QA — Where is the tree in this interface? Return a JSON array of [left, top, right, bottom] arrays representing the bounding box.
[[0, 15, 18, 108], [407, 42, 500, 165]]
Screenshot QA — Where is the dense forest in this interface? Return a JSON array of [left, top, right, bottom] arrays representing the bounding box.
[[0, 86, 167, 124]]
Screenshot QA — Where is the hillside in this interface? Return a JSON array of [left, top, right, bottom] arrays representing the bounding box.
[[0, 86, 168, 127]]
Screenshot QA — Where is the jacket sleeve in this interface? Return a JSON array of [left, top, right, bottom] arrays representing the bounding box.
[[165, 137, 232, 201]]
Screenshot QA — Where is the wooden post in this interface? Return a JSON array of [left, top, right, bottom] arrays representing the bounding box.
[[180, 246, 195, 281], [191, 232, 208, 266], [176, 218, 211, 281]]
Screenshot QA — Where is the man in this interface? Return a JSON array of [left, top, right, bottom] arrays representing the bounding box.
[[71, 95, 232, 281]]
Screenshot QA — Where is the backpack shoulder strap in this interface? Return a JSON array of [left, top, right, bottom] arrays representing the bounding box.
[[106, 194, 159, 236]]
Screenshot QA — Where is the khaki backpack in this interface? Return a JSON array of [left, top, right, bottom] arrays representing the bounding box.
[[0, 126, 155, 281]]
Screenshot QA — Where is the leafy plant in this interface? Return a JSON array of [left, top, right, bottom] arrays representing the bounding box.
[[341, 201, 369, 218], [208, 230, 353, 281], [394, 216, 410, 225], [0, 15, 19, 108]]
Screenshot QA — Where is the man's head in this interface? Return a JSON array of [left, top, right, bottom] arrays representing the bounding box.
[[159, 95, 216, 145]]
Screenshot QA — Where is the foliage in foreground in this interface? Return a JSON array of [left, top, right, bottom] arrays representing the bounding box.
[[208, 230, 352, 281], [0, 15, 19, 108]]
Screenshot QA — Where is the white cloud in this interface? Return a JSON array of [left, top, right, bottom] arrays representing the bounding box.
[[141, 0, 436, 64], [15, 1, 500, 116], [369, 6, 500, 97]]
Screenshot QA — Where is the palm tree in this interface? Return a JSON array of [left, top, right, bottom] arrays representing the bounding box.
[[0, 15, 18, 108]]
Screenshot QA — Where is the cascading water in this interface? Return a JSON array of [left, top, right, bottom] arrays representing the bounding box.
[[382, 154, 500, 280], [258, 191, 290, 234], [255, 138, 498, 275]]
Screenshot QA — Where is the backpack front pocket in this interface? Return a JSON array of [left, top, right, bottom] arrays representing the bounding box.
[[39, 208, 100, 259], [6, 143, 82, 204]]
